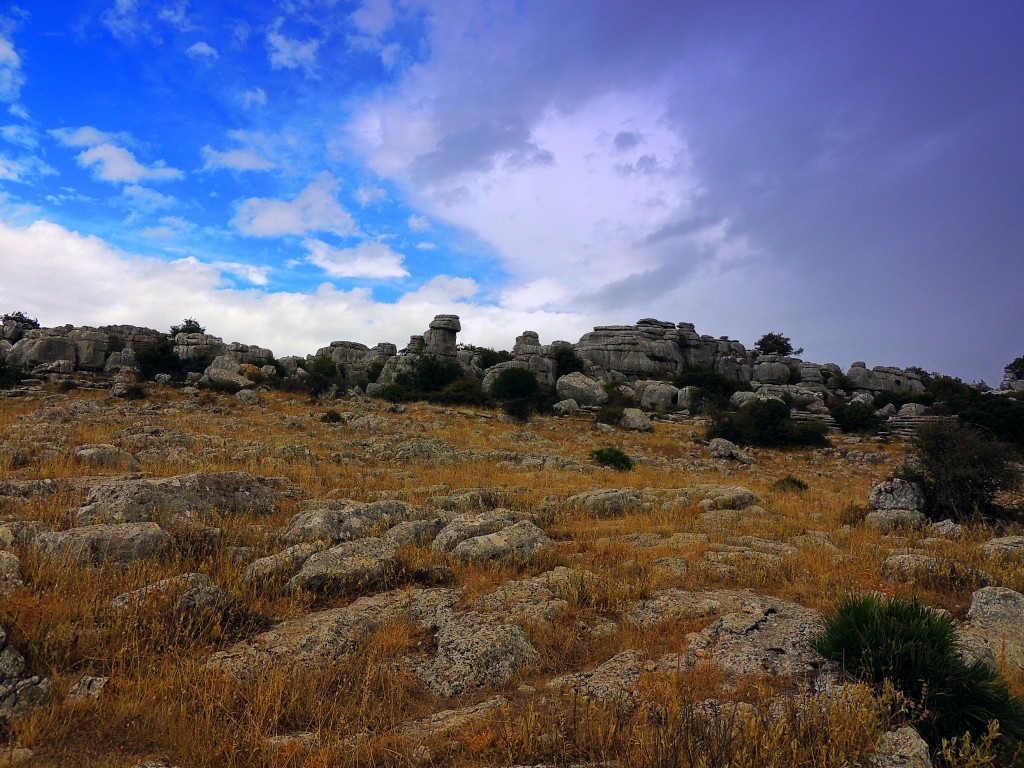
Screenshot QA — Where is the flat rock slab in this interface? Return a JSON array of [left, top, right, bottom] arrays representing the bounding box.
[[111, 572, 227, 616], [75, 471, 286, 525], [547, 649, 647, 710], [286, 537, 399, 593], [394, 696, 509, 742], [35, 522, 171, 566], [980, 535, 1024, 558], [449, 520, 552, 562]]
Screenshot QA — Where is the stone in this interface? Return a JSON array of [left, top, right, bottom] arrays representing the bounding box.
[[0, 553, 22, 597], [235, 389, 260, 405], [73, 444, 141, 472], [66, 675, 108, 702], [897, 403, 929, 418], [286, 537, 399, 593], [547, 649, 647, 710], [75, 471, 284, 525], [280, 505, 374, 544], [243, 542, 324, 585], [708, 438, 755, 464], [449, 520, 552, 562], [35, 523, 172, 566], [566, 488, 648, 517], [618, 408, 654, 431], [626, 589, 742, 629], [111, 572, 227, 616], [0, 625, 49, 722], [637, 380, 678, 411], [384, 519, 445, 547], [204, 355, 254, 390], [555, 372, 608, 406], [552, 398, 580, 415], [394, 696, 508, 741], [882, 553, 989, 587], [964, 587, 1024, 673], [980, 535, 1024, 558], [698, 486, 759, 511], [868, 479, 923, 511], [431, 509, 517, 554], [869, 726, 932, 768], [474, 567, 587, 625]]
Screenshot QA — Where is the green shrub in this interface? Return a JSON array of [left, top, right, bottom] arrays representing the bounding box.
[[815, 593, 1024, 752], [169, 317, 205, 336], [595, 384, 632, 425], [927, 376, 980, 413], [123, 383, 147, 400], [1009, 356, 1024, 380], [320, 409, 342, 423], [898, 419, 1020, 523], [708, 399, 828, 448], [831, 402, 883, 434], [490, 367, 539, 401], [135, 338, 210, 382], [501, 397, 535, 422], [674, 365, 750, 413], [1, 310, 39, 328], [0, 359, 23, 389], [396, 355, 463, 394], [365, 360, 385, 384], [773, 475, 808, 492], [960, 396, 1024, 450], [433, 377, 487, 406], [590, 446, 634, 471], [371, 384, 415, 403], [553, 346, 587, 379], [873, 390, 935, 410], [476, 347, 514, 370], [753, 331, 803, 357]]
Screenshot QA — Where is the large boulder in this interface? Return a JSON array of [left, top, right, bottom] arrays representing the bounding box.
[[868, 479, 924, 512], [286, 537, 399, 593], [6, 334, 77, 369], [636, 380, 678, 411], [35, 523, 172, 566], [204, 355, 254, 389], [618, 408, 654, 432], [448, 521, 552, 562], [431, 509, 517, 554], [111, 572, 227, 617], [555, 372, 608, 406], [963, 587, 1024, 673], [0, 625, 49, 723]]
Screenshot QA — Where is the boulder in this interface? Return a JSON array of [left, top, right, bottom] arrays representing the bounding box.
[[637, 380, 678, 411], [980, 536, 1024, 558], [5, 335, 77, 369], [286, 537, 399, 593], [547, 649, 647, 710], [618, 408, 654, 432], [869, 726, 932, 768], [0, 625, 49, 723], [964, 587, 1024, 673], [868, 479, 923, 511], [555, 372, 608, 406], [243, 542, 325, 585], [384, 519, 445, 547], [449, 521, 552, 562], [552, 398, 580, 415], [567, 488, 647, 517], [0, 553, 22, 597], [111, 572, 227, 617], [204, 355, 254, 389], [864, 510, 926, 531], [35, 523, 172, 566], [708, 438, 755, 465], [73, 444, 140, 472], [431, 509, 517, 554]]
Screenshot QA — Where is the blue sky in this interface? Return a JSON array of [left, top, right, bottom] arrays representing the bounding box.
[[0, 1, 1021, 383]]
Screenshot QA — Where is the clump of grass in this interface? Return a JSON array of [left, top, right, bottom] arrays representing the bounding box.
[[815, 593, 1024, 753], [773, 475, 808, 493], [589, 446, 634, 471], [320, 409, 342, 423]]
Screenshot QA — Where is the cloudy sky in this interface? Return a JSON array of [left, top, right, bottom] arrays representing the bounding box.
[[0, 1, 1020, 382]]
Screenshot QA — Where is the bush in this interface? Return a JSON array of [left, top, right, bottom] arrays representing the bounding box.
[[304, 355, 342, 379], [927, 376, 980, 413], [898, 419, 1020, 523], [595, 384, 633, 425], [589, 446, 634, 471], [372, 384, 415, 403], [2, 310, 39, 328], [754, 331, 803, 357], [708, 399, 828, 448], [135, 338, 210, 382], [396, 355, 463, 394], [815, 593, 1024, 752], [476, 347, 514, 370], [365, 360, 385, 384], [831, 402, 883, 434], [433, 377, 487, 406], [773, 475, 808, 492], [501, 397, 535, 422], [553, 346, 586, 379], [490, 367, 539, 401], [169, 317, 205, 336], [674, 365, 750, 413], [320, 409, 342, 424], [1008, 356, 1024, 380], [960, 395, 1024, 451], [0, 359, 23, 389]]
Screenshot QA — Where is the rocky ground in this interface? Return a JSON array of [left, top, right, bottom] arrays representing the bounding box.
[[0, 385, 1021, 767]]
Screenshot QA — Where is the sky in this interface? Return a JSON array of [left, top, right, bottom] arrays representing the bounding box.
[[0, 1, 1020, 383]]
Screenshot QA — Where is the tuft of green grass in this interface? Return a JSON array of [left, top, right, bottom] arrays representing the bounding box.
[[815, 593, 1024, 753], [589, 446, 634, 471]]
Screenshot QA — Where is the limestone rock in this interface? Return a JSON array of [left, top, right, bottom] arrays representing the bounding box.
[[35, 522, 172, 566], [698, 486, 759, 511], [431, 509, 517, 554], [394, 696, 509, 742], [243, 542, 325, 585], [567, 488, 648, 517], [708, 438, 754, 464], [883, 553, 989, 587], [75, 471, 284, 525], [449, 520, 552, 562], [637, 380, 678, 411], [555, 372, 608, 406], [0, 553, 22, 597], [618, 408, 654, 432], [73, 444, 140, 472], [868, 479, 923, 511], [552, 398, 580, 415], [869, 726, 932, 768], [384, 519, 445, 547], [547, 649, 647, 710], [0, 625, 49, 723], [864, 510, 926, 531], [111, 572, 227, 616], [286, 537, 399, 593], [964, 587, 1024, 673], [980, 536, 1024, 558], [66, 675, 108, 702]]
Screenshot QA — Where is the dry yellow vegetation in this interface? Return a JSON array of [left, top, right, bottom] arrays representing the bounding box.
[[0, 386, 1020, 767]]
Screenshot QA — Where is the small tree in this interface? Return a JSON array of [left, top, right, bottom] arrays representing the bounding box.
[[754, 331, 803, 357], [170, 317, 206, 336], [1008, 355, 1024, 379], [1, 310, 39, 329]]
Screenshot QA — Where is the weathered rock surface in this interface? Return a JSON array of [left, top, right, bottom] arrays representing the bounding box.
[[567, 488, 648, 517], [547, 649, 647, 710], [0, 625, 49, 722], [980, 535, 1024, 558], [431, 509, 517, 554], [865, 510, 926, 531], [868, 479, 923, 511], [0, 553, 23, 597], [555, 373, 608, 406], [869, 726, 932, 768], [449, 520, 552, 562], [286, 537, 399, 593], [963, 587, 1024, 673], [243, 542, 325, 585], [35, 522, 172, 566], [111, 572, 228, 616], [618, 408, 654, 432], [394, 696, 509, 742], [708, 438, 754, 464], [73, 444, 141, 471], [75, 471, 285, 525]]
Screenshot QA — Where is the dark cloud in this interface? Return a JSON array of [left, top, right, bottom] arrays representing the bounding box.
[[613, 130, 642, 152], [410, 118, 552, 184]]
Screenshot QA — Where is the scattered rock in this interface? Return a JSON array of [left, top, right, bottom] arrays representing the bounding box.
[[66, 675, 108, 702], [547, 649, 646, 710], [883, 553, 989, 587], [864, 510, 926, 531], [0, 553, 22, 597], [73, 444, 141, 471], [618, 408, 654, 432], [963, 587, 1024, 673], [35, 522, 172, 566], [567, 488, 648, 518], [0, 625, 50, 722], [868, 479, 923, 511], [243, 542, 325, 585], [708, 438, 755, 465], [394, 696, 508, 741], [286, 537, 400, 593], [431, 509, 517, 554], [111, 572, 227, 616], [385, 518, 445, 547], [449, 520, 552, 562], [980, 535, 1024, 558], [869, 726, 932, 768], [555, 373, 608, 407]]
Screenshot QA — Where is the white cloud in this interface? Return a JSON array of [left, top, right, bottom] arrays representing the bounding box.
[[0, 37, 24, 103], [209, 260, 270, 286], [186, 41, 218, 61], [407, 214, 431, 232], [351, 0, 395, 37], [232, 173, 357, 237], [0, 124, 36, 148], [240, 87, 267, 109], [415, 242, 436, 250], [305, 238, 409, 279], [121, 184, 177, 210], [201, 145, 274, 171], [76, 143, 184, 184], [158, 1, 193, 31], [355, 185, 387, 205], [266, 19, 320, 78], [0, 218, 592, 356], [50, 126, 124, 148], [8, 104, 27, 120], [102, 0, 143, 42]]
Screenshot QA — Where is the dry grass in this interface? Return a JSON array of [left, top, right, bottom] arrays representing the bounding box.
[[0, 385, 1019, 765]]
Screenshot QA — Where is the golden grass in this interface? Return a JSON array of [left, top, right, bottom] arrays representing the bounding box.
[[0, 385, 1019, 765]]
